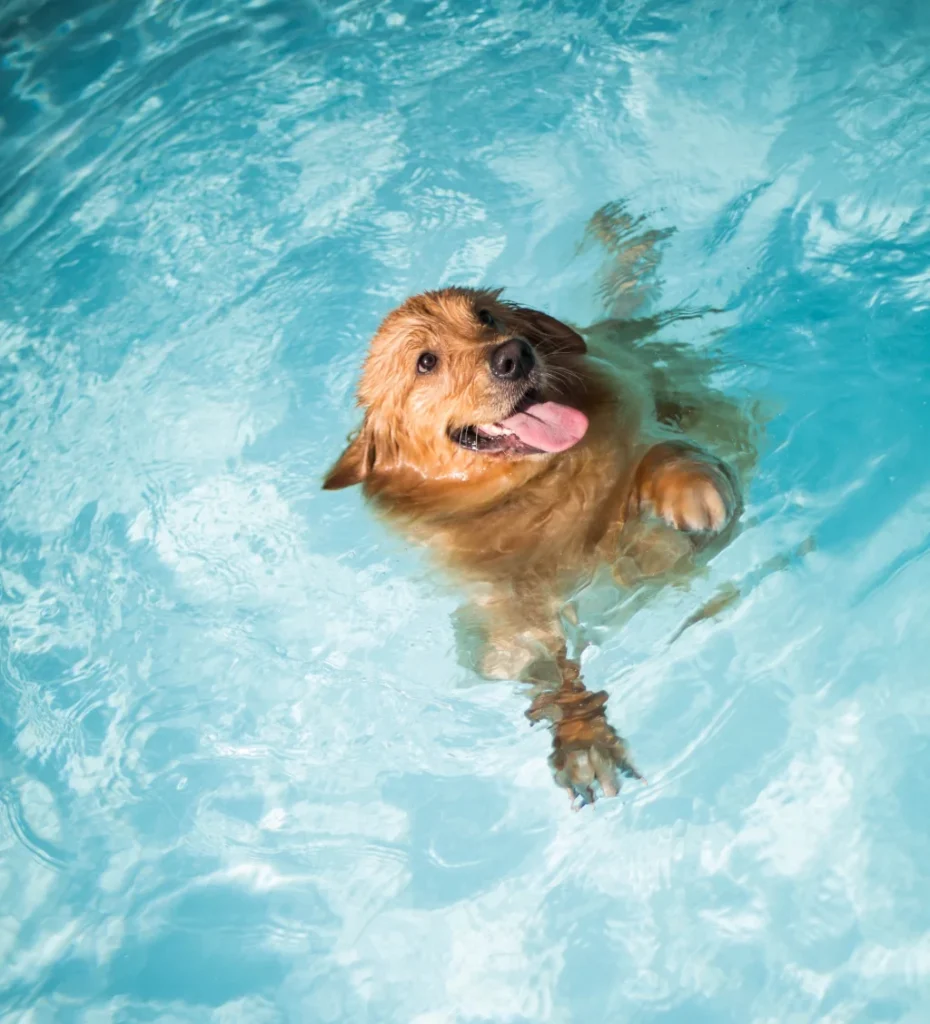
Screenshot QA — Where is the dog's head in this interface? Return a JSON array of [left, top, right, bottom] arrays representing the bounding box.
[[323, 287, 591, 493]]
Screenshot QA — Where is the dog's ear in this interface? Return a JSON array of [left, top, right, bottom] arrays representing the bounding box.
[[322, 423, 375, 490], [510, 305, 587, 355]]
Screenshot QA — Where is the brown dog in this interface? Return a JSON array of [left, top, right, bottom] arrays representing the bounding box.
[[324, 282, 755, 805]]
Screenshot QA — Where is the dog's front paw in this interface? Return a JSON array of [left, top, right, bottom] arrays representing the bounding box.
[[634, 445, 738, 535], [552, 714, 642, 808], [651, 463, 734, 533], [529, 687, 641, 807]]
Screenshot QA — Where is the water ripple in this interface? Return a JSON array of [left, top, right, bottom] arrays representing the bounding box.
[[1, 0, 930, 1019]]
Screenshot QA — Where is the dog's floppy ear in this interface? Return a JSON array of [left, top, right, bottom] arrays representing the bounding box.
[[322, 422, 375, 490], [510, 304, 587, 355]]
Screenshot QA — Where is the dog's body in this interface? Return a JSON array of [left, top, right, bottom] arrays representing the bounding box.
[[325, 246, 757, 804]]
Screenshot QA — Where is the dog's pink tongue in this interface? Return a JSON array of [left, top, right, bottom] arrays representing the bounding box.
[[498, 402, 588, 453]]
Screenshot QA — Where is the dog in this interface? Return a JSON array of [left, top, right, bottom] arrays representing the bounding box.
[[324, 245, 757, 805]]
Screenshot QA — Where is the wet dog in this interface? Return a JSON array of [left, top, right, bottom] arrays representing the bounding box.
[[324, 236, 756, 804]]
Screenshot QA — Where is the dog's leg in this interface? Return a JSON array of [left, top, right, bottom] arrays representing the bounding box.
[[630, 441, 740, 536], [523, 646, 642, 808], [583, 200, 674, 319], [456, 595, 640, 807]]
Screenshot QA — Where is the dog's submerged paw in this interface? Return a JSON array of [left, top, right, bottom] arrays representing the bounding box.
[[634, 444, 738, 536], [552, 717, 643, 808], [653, 463, 734, 533], [529, 686, 642, 807]]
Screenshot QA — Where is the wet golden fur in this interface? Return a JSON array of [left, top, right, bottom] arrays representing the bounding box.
[[324, 265, 757, 803]]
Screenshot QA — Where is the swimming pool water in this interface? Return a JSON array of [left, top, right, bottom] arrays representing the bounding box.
[[2, 0, 930, 1020]]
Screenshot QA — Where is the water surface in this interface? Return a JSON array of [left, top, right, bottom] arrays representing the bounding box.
[[1, 0, 930, 1020]]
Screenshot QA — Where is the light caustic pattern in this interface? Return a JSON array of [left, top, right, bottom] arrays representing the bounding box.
[[1, 1, 929, 1021]]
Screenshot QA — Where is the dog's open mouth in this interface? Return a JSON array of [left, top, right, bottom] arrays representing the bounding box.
[[449, 390, 589, 456]]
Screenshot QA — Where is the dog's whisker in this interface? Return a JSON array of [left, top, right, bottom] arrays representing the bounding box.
[[541, 364, 586, 393]]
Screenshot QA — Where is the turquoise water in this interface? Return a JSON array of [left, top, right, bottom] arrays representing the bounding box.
[[2, 0, 930, 1019]]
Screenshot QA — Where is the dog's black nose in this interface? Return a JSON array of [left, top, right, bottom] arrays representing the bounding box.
[[490, 338, 535, 381]]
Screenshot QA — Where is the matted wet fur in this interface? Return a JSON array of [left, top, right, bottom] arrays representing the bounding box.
[[324, 207, 760, 807]]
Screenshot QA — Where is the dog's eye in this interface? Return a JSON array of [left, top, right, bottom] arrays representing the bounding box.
[[477, 309, 495, 328], [416, 352, 438, 374]]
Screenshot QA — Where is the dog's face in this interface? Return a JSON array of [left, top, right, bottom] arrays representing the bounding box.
[[323, 287, 590, 492]]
